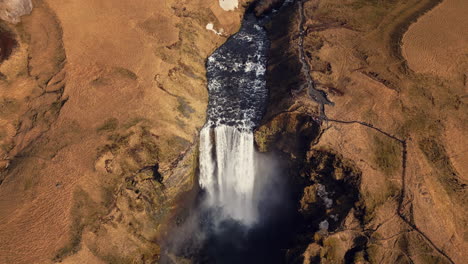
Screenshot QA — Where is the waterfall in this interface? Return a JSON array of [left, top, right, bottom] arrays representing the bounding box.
[[198, 13, 268, 226], [199, 125, 257, 225], [160, 4, 301, 263]]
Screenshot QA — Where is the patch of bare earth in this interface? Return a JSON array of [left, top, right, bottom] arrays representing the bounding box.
[[402, 0, 468, 78]]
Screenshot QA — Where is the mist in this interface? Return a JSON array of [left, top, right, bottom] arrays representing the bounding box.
[[161, 148, 298, 264]]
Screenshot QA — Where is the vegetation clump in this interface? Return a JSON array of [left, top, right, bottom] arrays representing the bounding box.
[[373, 135, 400, 176], [97, 118, 119, 132]]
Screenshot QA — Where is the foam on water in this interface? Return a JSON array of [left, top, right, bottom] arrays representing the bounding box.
[[199, 14, 268, 226], [199, 125, 257, 225]]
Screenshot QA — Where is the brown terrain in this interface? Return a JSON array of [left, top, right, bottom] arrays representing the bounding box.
[[402, 0, 468, 79], [0, 0, 248, 263], [0, 0, 466, 264], [256, 0, 467, 263]]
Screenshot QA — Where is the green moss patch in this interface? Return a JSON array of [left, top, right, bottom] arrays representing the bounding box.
[[419, 137, 464, 195], [373, 135, 401, 176], [176, 97, 195, 118]]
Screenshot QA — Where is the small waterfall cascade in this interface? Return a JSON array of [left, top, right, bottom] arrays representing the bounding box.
[[198, 13, 269, 226]]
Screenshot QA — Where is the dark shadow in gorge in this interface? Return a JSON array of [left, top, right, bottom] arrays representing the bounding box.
[[160, 151, 302, 264], [0, 23, 17, 64], [255, 111, 363, 263], [194, 153, 300, 264], [262, 1, 304, 120], [256, 1, 364, 263]]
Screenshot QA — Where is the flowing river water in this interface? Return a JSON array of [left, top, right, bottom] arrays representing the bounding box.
[[198, 12, 269, 226]]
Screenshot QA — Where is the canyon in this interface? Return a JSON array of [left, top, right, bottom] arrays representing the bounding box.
[[0, 0, 466, 264]]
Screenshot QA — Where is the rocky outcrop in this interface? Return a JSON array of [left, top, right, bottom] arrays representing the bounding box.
[[0, 0, 32, 23], [255, 0, 467, 263], [0, 0, 466, 263]]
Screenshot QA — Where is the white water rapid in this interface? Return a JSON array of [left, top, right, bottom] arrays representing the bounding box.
[[198, 13, 268, 226]]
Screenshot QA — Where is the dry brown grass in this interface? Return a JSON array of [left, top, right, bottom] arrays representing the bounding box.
[[0, 0, 249, 263], [278, 0, 468, 262], [402, 0, 468, 78]]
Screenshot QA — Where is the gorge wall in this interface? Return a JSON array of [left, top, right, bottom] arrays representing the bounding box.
[[254, 0, 467, 263], [0, 0, 466, 264]]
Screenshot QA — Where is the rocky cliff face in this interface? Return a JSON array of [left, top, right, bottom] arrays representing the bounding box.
[[255, 0, 467, 263], [0, 0, 466, 264]]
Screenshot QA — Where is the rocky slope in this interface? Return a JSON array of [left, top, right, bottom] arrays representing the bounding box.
[[255, 0, 467, 263], [0, 0, 466, 264], [0, 0, 250, 263]]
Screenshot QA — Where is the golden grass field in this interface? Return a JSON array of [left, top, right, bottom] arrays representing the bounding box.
[[0, 0, 466, 263]]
